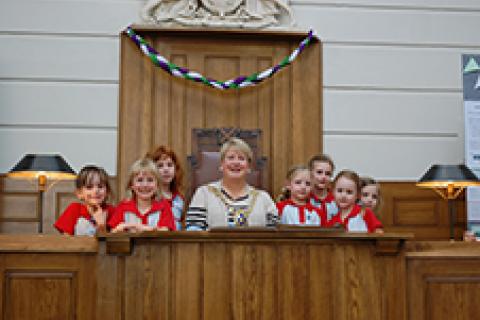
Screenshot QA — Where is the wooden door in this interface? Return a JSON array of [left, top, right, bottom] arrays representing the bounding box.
[[118, 28, 322, 198]]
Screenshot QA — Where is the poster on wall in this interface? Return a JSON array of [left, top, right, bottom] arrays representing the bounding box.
[[462, 54, 480, 237]]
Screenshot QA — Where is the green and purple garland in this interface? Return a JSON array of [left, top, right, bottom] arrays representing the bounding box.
[[125, 26, 315, 90]]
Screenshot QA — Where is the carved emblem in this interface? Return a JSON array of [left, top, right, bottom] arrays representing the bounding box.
[[141, 0, 295, 28], [201, 0, 243, 15]]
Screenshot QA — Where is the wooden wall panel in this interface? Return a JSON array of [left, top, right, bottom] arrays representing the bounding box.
[[173, 243, 202, 320], [118, 28, 322, 199], [407, 242, 480, 320], [5, 271, 76, 320], [0, 251, 97, 320], [380, 182, 466, 240], [0, 175, 117, 234], [0, 173, 467, 241], [231, 244, 276, 320], [278, 245, 308, 320]]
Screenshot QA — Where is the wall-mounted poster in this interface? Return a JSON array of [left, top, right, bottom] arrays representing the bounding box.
[[462, 54, 480, 238]]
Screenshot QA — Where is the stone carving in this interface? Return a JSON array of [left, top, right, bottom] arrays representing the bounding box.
[[141, 0, 295, 28]]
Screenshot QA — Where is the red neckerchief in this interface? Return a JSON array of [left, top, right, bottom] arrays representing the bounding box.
[[283, 199, 317, 223], [309, 191, 334, 213], [118, 199, 167, 221], [339, 204, 362, 225]]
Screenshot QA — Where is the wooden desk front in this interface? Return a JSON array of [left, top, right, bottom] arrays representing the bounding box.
[[1, 232, 479, 320]]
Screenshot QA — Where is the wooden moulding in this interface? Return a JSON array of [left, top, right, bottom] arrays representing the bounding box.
[[97, 230, 413, 255], [0, 234, 98, 253]]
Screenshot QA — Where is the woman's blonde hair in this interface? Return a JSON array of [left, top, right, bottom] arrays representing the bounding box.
[[276, 165, 309, 202], [360, 176, 382, 214], [220, 138, 253, 163], [125, 158, 161, 200]]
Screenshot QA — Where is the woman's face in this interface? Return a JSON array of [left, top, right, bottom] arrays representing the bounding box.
[[220, 148, 250, 180]]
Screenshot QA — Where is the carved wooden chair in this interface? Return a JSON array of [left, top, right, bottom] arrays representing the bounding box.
[[187, 128, 268, 199]]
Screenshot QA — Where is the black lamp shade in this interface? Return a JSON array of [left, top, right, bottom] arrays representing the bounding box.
[[8, 154, 76, 179], [417, 164, 480, 188]]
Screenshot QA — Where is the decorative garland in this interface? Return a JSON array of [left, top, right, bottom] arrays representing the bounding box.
[[125, 26, 315, 90]]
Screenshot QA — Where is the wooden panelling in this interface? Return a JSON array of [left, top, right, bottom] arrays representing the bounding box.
[[3, 234, 480, 320], [0, 239, 97, 320], [4, 271, 76, 320], [0, 175, 468, 240], [393, 200, 438, 226], [381, 182, 466, 240], [118, 28, 322, 199], [426, 279, 480, 320], [97, 232, 409, 320], [0, 175, 117, 234], [0, 192, 39, 221], [406, 242, 480, 320]]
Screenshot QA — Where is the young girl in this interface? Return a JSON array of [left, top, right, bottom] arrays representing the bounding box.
[[360, 177, 382, 217], [147, 145, 184, 230], [328, 170, 383, 233], [308, 154, 338, 220], [54, 165, 115, 236], [109, 158, 175, 232], [277, 165, 326, 226]]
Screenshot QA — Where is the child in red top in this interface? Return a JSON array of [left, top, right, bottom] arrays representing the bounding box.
[[328, 170, 383, 233], [54, 165, 115, 236], [308, 154, 338, 221], [147, 145, 185, 230], [277, 165, 326, 226], [109, 158, 175, 232], [360, 176, 382, 218]]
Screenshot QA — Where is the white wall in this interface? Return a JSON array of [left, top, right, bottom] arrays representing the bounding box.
[[1, 0, 478, 179]]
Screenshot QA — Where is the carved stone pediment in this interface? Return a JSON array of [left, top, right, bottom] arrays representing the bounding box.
[[140, 0, 295, 29]]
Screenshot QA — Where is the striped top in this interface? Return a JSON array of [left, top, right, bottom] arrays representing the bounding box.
[[186, 181, 278, 231]]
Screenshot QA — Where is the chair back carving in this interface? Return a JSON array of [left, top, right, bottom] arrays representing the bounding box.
[[188, 128, 267, 198]]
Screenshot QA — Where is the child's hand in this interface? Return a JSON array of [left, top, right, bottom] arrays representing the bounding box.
[[375, 228, 384, 234], [138, 225, 155, 232], [156, 226, 168, 231], [92, 207, 107, 228]]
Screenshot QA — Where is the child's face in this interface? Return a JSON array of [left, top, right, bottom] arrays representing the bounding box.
[[156, 156, 175, 186], [131, 171, 158, 201], [333, 176, 358, 211], [311, 161, 333, 191], [221, 148, 250, 180], [361, 184, 378, 210], [76, 174, 107, 207], [288, 170, 311, 204]]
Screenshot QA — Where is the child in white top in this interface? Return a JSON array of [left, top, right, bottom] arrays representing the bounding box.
[[277, 165, 326, 226]]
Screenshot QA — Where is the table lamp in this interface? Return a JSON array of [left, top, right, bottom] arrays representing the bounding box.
[[8, 154, 76, 233], [417, 164, 480, 240]]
